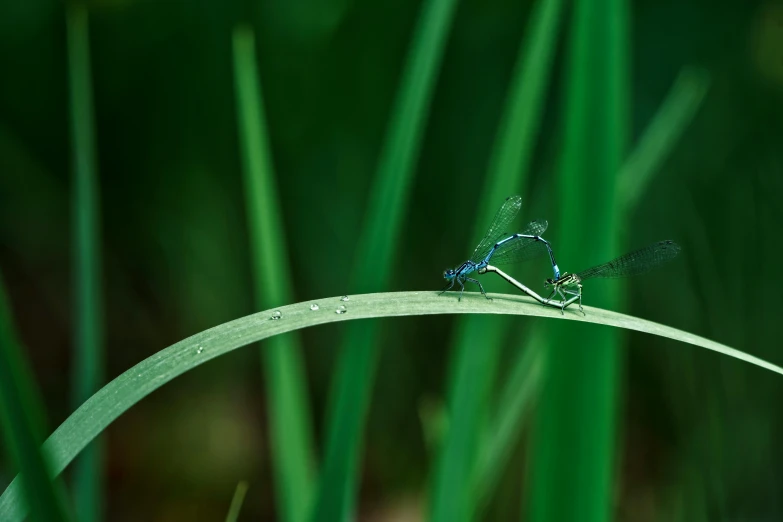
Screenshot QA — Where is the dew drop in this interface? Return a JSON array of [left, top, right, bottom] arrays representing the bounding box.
[[310, 303, 320, 311], [335, 305, 347, 314], [340, 295, 350, 302], [270, 310, 282, 320], [196, 345, 204, 354]]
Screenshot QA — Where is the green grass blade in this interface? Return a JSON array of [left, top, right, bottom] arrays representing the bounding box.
[[475, 0, 567, 215], [429, 0, 565, 519], [66, 6, 103, 522], [312, 0, 460, 519], [232, 26, 315, 522], [527, 0, 629, 519], [472, 330, 545, 514], [0, 278, 71, 522], [1, 291, 778, 521], [315, 323, 378, 521], [619, 67, 710, 212], [429, 317, 500, 522], [225, 481, 249, 522], [475, 67, 709, 522], [348, 0, 459, 293]]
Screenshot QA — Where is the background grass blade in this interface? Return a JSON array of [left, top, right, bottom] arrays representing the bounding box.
[[619, 67, 711, 212], [0, 277, 71, 522], [1, 291, 777, 521], [429, 0, 565, 519], [475, 63, 710, 520], [472, 329, 545, 514], [232, 26, 315, 522], [66, 6, 104, 522], [224, 481, 249, 522], [312, 0, 460, 519], [527, 0, 629, 519]]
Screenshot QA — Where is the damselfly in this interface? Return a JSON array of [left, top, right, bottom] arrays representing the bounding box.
[[544, 240, 681, 314], [441, 195, 559, 301]]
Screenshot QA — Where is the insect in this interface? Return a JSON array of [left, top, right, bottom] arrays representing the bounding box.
[[441, 196, 559, 300], [544, 240, 681, 314]]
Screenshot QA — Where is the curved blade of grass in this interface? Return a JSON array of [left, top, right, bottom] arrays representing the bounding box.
[[0, 278, 71, 522], [66, 6, 104, 522], [430, 0, 566, 519], [528, 0, 629, 518], [314, 0, 460, 519], [224, 481, 249, 522], [232, 26, 315, 522], [1, 291, 780, 521]]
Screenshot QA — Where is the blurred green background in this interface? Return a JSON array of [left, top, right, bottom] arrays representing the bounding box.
[[1, 0, 783, 520]]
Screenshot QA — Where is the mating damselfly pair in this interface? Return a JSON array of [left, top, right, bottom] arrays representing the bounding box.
[[440, 195, 681, 314]]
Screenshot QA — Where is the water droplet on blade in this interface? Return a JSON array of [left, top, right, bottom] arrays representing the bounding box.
[[270, 310, 282, 320], [196, 345, 204, 354], [335, 305, 347, 314], [340, 295, 350, 302], [310, 303, 320, 311]]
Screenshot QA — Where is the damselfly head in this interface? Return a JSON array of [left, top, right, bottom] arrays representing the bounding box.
[[544, 278, 555, 287], [443, 268, 456, 280]]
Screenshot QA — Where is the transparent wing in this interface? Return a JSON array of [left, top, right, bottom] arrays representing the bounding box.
[[576, 240, 681, 281], [521, 218, 547, 236], [468, 195, 522, 263], [489, 220, 551, 265]]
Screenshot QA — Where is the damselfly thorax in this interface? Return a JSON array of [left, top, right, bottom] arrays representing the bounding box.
[[549, 273, 581, 288]]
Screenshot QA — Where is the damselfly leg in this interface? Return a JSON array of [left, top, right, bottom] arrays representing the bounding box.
[[562, 287, 584, 315], [439, 280, 455, 295], [542, 282, 580, 315], [545, 287, 568, 314], [464, 277, 491, 300]]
